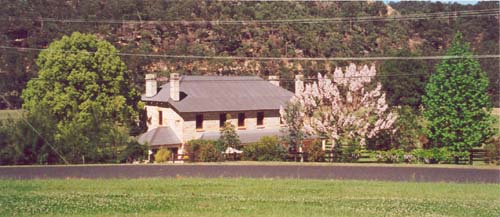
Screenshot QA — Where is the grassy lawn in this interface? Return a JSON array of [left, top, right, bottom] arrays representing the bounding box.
[[0, 178, 498, 217], [0, 109, 22, 120]]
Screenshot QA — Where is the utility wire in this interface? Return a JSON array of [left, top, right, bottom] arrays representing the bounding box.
[[0, 95, 69, 164], [1, 9, 497, 25], [172, 72, 431, 81], [0, 46, 498, 61]]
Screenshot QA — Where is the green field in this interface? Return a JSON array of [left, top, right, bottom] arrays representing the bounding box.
[[0, 178, 498, 217]]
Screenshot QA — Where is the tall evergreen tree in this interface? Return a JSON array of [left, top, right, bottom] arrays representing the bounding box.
[[423, 32, 494, 154]]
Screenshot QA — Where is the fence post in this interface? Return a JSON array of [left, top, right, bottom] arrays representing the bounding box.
[[469, 149, 473, 165]]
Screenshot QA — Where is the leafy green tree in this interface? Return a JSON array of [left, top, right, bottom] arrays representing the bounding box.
[[218, 115, 241, 150], [279, 100, 304, 157], [378, 49, 429, 110], [21, 32, 142, 164], [423, 32, 494, 158]]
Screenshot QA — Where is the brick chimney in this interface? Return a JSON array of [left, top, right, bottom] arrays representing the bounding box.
[[170, 73, 180, 101], [268, 75, 280, 87], [145, 74, 157, 97], [294, 74, 304, 95]]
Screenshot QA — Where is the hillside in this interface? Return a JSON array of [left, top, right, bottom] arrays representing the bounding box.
[[0, 0, 498, 108]]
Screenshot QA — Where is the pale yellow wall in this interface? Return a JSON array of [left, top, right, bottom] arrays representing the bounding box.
[[145, 105, 184, 140], [180, 110, 282, 142], [145, 106, 283, 154]]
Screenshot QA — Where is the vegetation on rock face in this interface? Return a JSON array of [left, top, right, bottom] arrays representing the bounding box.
[[0, 1, 498, 109], [423, 32, 494, 155]]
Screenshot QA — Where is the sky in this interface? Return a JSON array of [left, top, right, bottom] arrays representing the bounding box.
[[383, 0, 480, 5]]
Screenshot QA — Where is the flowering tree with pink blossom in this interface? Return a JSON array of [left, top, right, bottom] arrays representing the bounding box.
[[289, 63, 397, 150]]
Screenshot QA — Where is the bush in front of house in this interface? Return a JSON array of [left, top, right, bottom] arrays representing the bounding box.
[[118, 140, 148, 163], [154, 148, 171, 163], [242, 136, 286, 161], [185, 139, 224, 162], [306, 141, 325, 162], [197, 143, 224, 162]]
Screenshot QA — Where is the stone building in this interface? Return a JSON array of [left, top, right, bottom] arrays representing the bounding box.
[[138, 73, 299, 157]]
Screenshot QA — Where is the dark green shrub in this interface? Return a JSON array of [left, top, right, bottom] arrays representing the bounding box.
[[154, 148, 171, 163], [306, 141, 325, 162], [242, 136, 286, 161], [186, 139, 223, 162], [118, 140, 148, 163], [411, 148, 467, 164], [484, 136, 499, 165], [198, 143, 223, 162], [371, 149, 405, 163], [335, 138, 362, 162]]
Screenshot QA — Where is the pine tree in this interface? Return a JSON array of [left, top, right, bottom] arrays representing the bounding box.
[[423, 32, 494, 155]]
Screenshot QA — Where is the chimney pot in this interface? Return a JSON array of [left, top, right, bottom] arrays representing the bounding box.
[[170, 73, 180, 101], [268, 75, 280, 87], [145, 74, 157, 97]]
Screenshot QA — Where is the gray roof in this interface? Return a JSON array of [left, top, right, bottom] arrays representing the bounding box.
[[200, 128, 284, 144], [137, 127, 182, 146], [142, 76, 294, 113]]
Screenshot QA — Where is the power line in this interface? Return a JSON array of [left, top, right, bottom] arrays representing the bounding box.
[[1, 9, 497, 25], [0, 46, 498, 61], [0, 95, 69, 164]]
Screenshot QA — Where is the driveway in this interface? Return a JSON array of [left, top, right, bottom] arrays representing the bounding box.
[[0, 164, 498, 183]]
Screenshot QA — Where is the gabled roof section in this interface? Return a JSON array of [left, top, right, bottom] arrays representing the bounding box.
[[142, 75, 294, 113], [137, 126, 182, 146]]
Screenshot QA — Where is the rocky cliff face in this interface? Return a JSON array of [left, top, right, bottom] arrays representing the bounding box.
[[0, 0, 498, 108]]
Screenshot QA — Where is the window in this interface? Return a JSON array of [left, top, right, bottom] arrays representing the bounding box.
[[196, 114, 203, 129], [238, 113, 245, 127], [158, 111, 163, 125], [257, 112, 264, 126], [219, 113, 227, 127]]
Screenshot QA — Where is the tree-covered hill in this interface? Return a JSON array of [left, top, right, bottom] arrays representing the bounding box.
[[0, 0, 498, 109]]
